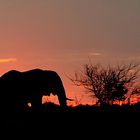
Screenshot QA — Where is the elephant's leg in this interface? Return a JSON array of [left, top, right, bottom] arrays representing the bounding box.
[[31, 95, 42, 112], [13, 95, 26, 112]]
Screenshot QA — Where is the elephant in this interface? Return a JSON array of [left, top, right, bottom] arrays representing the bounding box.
[[0, 69, 70, 112]]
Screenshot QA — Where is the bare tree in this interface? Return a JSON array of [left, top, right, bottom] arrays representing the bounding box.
[[126, 83, 140, 104], [70, 63, 140, 106]]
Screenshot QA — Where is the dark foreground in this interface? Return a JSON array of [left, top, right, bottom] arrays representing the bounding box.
[[2, 102, 140, 132]]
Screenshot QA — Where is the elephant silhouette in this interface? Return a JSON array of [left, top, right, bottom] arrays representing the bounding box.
[[0, 69, 70, 112]]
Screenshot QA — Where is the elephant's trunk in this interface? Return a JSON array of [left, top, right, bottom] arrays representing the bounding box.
[[58, 94, 74, 109], [57, 88, 67, 108], [52, 71, 71, 109], [56, 83, 74, 108]]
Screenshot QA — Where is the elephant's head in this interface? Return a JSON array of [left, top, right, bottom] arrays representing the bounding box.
[[46, 71, 70, 108]]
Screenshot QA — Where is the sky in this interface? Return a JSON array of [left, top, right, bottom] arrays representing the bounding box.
[[0, 0, 140, 105]]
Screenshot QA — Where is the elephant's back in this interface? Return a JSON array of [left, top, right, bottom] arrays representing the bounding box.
[[0, 69, 63, 87], [22, 69, 59, 81], [22, 69, 63, 89], [22, 69, 46, 82], [22, 69, 43, 76], [1, 70, 22, 81], [1, 69, 60, 80]]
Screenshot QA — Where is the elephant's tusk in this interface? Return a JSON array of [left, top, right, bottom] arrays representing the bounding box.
[[66, 98, 74, 101]]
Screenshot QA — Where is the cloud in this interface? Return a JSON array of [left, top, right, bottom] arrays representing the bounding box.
[[89, 53, 101, 56], [136, 56, 140, 60], [0, 58, 17, 63], [124, 56, 140, 61]]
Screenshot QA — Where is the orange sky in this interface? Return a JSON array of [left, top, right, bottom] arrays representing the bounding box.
[[0, 0, 140, 105]]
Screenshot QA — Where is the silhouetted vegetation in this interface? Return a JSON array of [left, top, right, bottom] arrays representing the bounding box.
[[3, 101, 140, 115], [70, 63, 140, 106], [1, 66, 140, 130]]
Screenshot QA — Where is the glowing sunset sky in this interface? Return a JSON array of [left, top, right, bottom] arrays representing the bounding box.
[[0, 0, 140, 105]]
